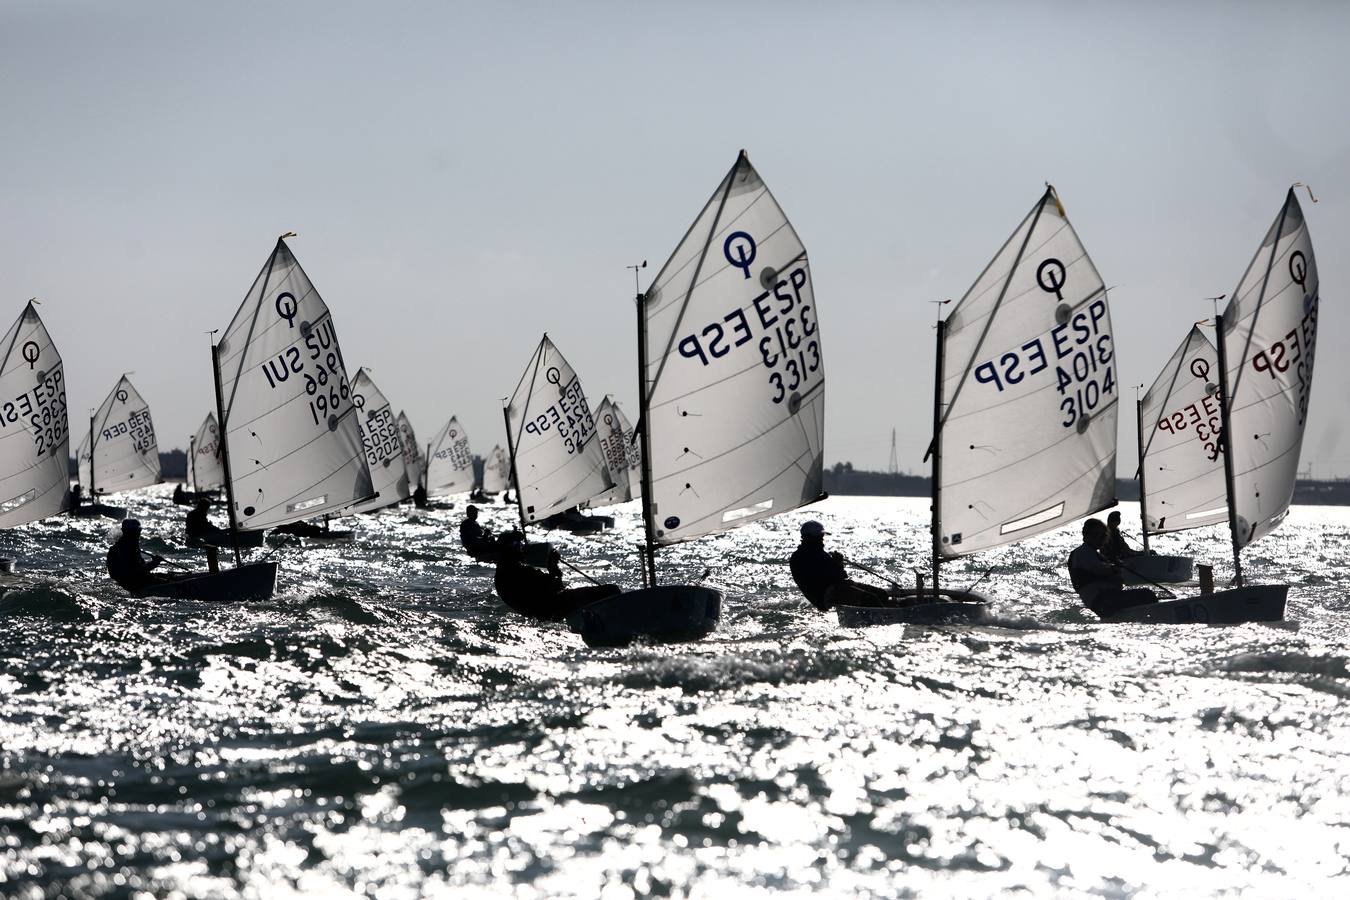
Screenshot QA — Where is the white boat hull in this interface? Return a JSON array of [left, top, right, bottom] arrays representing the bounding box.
[[566, 585, 721, 647], [1105, 584, 1286, 624], [1119, 555, 1193, 585]]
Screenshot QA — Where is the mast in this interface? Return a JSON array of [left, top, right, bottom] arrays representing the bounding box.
[[188, 435, 197, 493], [1213, 312, 1242, 585], [929, 319, 946, 598], [211, 342, 243, 567], [635, 288, 658, 589], [502, 404, 528, 534], [424, 441, 431, 492], [1135, 393, 1150, 553], [88, 411, 97, 497]]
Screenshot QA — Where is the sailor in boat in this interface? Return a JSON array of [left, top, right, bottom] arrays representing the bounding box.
[[1068, 518, 1158, 618], [107, 519, 179, 592], [459, 505, 499, 559], [492, 533, 620, 622], [173, 483, 187, 504], [185, 497, 217, 542], [413, 484, 429, 509], [70, 483, 84, 510], [1103, 511, 1143, 564], [789, 521, 896, 611]]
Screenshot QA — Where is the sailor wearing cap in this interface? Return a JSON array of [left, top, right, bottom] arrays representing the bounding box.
[[788, 519, 892, 611]]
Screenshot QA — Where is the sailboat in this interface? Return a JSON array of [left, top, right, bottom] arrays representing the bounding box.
[[1108, 188, 1316, 624], [479, 444, 510, 497], [74, 374, 161, 520], [0, 301, 72, 535], [568, 149, 826, 646], [587, 396, 640, 507], [1125, 325, 1226, 584], [504, 334, 614, 534], [189, 414, 225, 493], [140, 233, 374, 602], [349, 368, 410, 512], [395, 411, 424, 501], [425, 416, 475, 498], [837, 185, 1118, 626]]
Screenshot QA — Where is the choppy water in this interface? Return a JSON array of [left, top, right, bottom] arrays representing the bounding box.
[[2, 487, 1349, 897]]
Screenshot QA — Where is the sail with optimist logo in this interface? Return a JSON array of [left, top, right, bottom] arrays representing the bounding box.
[[638, 150, 825, 550], [0, 301, 71, 527], [350, 368, 410, 512], [212, 235, 374, 531], [190, 413, 225, 492], [934, 185, 1117, 561], [588, 396, 639, 506], [1215, 188, 1318, 567], [85, 374, 162, 495], [481, 444, 510, 494], [425, 416, 474, 496], [505, 335, 612, 524], [395, 412, 424, 493], [1136, 326, 1227, 537]]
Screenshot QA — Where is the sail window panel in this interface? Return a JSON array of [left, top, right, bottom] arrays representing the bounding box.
[[999, 502, 1065, 535]]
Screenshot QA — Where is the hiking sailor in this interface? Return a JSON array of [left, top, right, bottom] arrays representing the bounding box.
[[1103, 510, 1141, 564], [789, 520, 894, 611], [492, 533, 620, 621], [1068, 518, 1157, 618], [459, 505, 498, 559], [107, 519, 176, 592]]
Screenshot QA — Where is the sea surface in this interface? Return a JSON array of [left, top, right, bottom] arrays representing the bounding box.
[[2, 488, 1349, 898]]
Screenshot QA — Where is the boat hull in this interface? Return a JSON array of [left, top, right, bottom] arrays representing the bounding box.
[[541, 514, 614, 534], [72, 503, 127, 520], [566, 585, 722, 647], [1105, 584, 1286, 624], [134, 562, 279, 603], [468, 541, 554, 568], [1120, 554, 1193, 585], [835, 588, 992, 627]]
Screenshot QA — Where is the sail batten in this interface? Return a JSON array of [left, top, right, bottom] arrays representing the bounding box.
[[641, 151, 825, 547], [937, 187, 1118, 557], [0, 302, 71, 526], [214, 237, 373, 530]]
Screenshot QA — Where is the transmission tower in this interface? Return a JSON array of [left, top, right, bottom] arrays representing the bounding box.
[[888, 428, 899, 475]]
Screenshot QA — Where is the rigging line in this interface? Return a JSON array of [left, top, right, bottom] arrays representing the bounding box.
[[938, 188, 1054, 434], [646, 153, 745, 408], [507, 336, 549, 455], [1225, 192, 1295, 405], [223, 239, 286, 423], [1138, 328, 1205, 467]]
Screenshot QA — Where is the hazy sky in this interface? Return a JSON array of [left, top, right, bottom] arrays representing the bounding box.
[[4, 1, 1349, 476]]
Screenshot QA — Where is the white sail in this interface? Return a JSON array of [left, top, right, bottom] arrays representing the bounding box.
[[481, 444, 510, 494], [613, 401, 641, 500], [589, 397, 635, 506], [1138, 327, 1227, 534], [506, 335, 612, 523], [426, 416, 474, 496], [76, 431, 91, 492], [351, 369, 410, 512], [395, 411, 423, 492], [641, 151, 824, 546], [214, 236, 373, 530], [190, 413, 225, 492], [88, 374, 161, 494], [1220, 189, 1318, 549], [937, 186, 1118, 557], [0, 301, 71, 526]]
